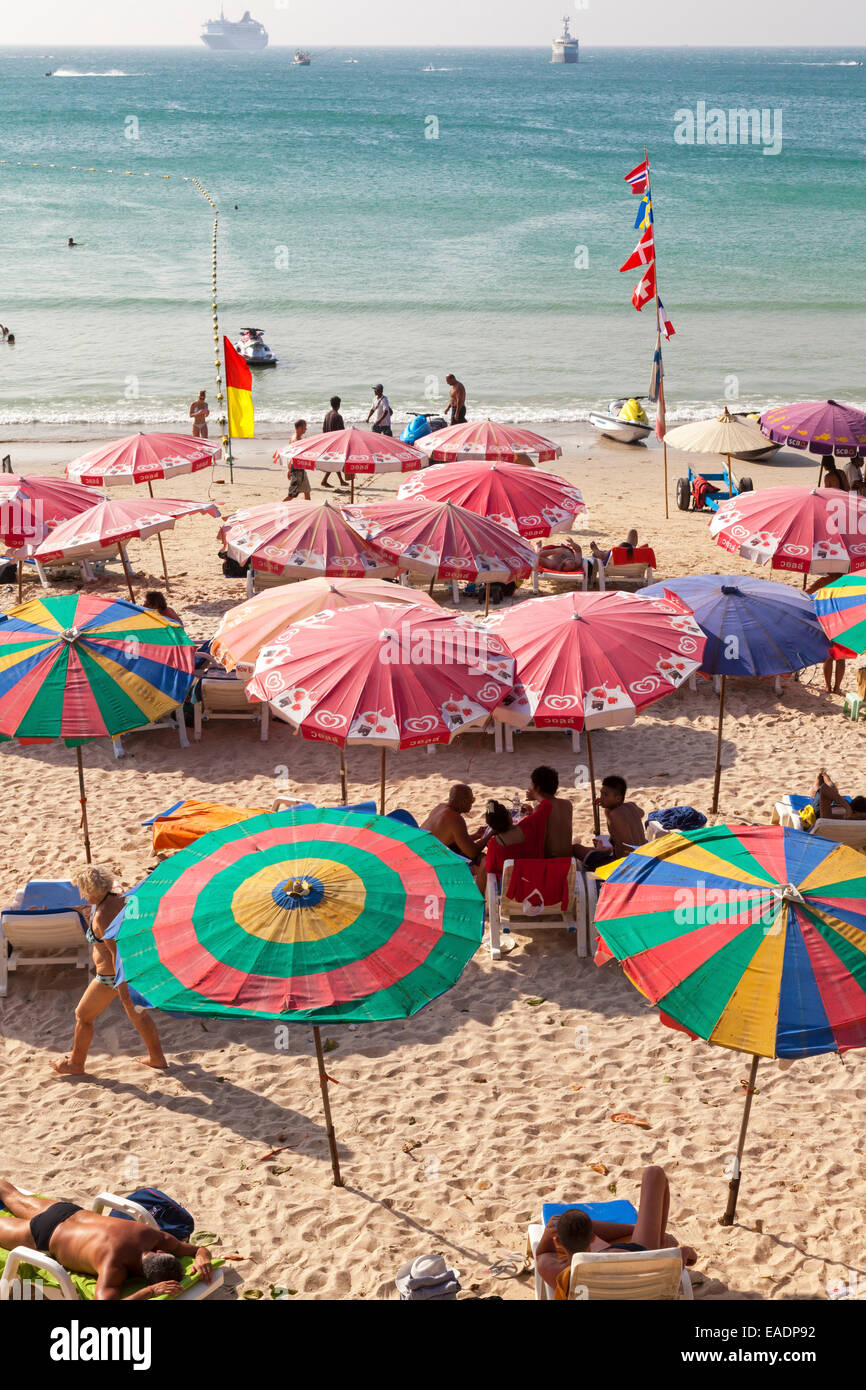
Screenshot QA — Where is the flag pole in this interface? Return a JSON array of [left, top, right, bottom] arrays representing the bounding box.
[[646, 146, 669, 521]]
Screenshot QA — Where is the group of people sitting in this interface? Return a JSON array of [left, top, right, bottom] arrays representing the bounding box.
[[421, 765, 647, 891]]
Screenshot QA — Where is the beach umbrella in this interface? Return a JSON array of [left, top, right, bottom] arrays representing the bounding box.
[[0, 594, 195, 860], [592, 823, 866, 1223], [276, 427, 425, 502], [710, 486, 866, 580], [759, 400, 866, 461], [245, 600, 515, 809], [344, 498, 536, 613], [211, 576, 439, 673], [643, 575, 830, 812], [811, 573, 866, 658], [0, 474, 101, 601], [415, 420, 562, 465], [487, 591, 706, 832], [34, 496, 220, 598], [396, 460, 585, 539], [663, 407, 767, 500], [219, 500, 397, 582], [118, 807, 485, 1185]]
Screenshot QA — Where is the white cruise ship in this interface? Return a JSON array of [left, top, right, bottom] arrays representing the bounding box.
[[201, 9, 268, 50], [551, 15, 579, 63]]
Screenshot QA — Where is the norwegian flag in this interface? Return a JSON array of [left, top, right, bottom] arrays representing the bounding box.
[[632, 263, 656, 311], [624, 159, 650, 195], [620, 228, 654, 273], [657, 296, 676, 340]]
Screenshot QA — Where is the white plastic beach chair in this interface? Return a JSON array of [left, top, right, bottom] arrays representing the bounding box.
[[112, 709, 190, 756], [601, 546, 656, 591], [527, 1221, 692, 1301], [487, 857, 597, 959], [0, 882, 90, 997], [193, 675, 270, 741], [493, 720, 583, 754], [34, 547, 132, 589], [245, 568, 294, 598]]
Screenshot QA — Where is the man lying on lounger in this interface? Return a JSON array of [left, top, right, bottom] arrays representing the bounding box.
[[535, 1165, 697, 1299], [0, 1179, 229, 1300]]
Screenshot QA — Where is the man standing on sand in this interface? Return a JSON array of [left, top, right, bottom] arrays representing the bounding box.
[[321, 394, 347, 490], [572, 774, 645, 869], [366, 384, 392, 436], [189, 389, 209, 439], [445, 373, 467, 425], [285, 419, 311, 501], [422, 784, 485, 863]]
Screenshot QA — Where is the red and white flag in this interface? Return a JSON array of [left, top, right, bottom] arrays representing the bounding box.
[[632, 263, 656, 311], [657, 296, 676, 340], [620, 228, 654, 273], [624, 159, 650, 196]]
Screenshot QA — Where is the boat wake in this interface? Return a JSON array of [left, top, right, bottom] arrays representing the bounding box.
[[48, 68, 137, 77]]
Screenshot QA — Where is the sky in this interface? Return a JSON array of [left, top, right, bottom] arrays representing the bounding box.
[[4, 0, 865, 48]]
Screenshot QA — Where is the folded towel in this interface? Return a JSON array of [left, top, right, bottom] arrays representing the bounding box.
[[505, 858, 570, 911]]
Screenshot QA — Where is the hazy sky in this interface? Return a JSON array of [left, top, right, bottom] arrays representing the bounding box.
[[6, 0, 865, 48]]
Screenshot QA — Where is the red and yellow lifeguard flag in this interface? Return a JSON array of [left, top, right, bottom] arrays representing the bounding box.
[[223, 337, 254, 438]]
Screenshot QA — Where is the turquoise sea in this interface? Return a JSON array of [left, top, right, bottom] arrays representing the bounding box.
[[0, 45, 864, 429]]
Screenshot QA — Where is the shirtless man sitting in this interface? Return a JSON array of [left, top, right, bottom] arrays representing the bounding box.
[[422, 784, 485, 862], [0, 1179, 226, 1301], [497, 766, 574, 858], [535, 1165, 697, 1298], [572, 773, 645, 870]]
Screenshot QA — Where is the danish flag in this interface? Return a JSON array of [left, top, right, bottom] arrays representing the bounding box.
[[620, 228, 654, 273], [624, 159, 650, 195], [632, 263, 656, 311]]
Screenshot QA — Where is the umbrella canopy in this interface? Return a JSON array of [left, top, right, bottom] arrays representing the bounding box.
[[0, 594, 195, 744], [0, 474, 101, 555], [34, 496, 220, 563], [811, 573, 866, 658], [219, 500, 397, 580], [710, 485, 866, 575], [66, 433, 221, 487], [396, 460, 585, 539], [276, 427, 424, 477], [663, 407, 768, 459], [488, 591, 705, 731], [759, 400, 866, 457], [642, 575, 830, 676], [246, 600, 515, 750], [416, 421, 562, 464], [343, 499, 536, 583], [211, 576, 439, 673]]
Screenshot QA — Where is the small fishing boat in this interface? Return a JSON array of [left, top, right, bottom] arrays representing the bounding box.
[[588, 398, 653, 445], [235, 327, 277, 367], [731, 412, 782, 462], [292, 49, 311, 65]]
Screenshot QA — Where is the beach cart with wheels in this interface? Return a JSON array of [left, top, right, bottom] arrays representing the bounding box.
[[676, 464, 752, 513]]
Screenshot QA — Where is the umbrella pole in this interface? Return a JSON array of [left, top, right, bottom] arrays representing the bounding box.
[[484, 583, 490, 618], [721, 1054, 760, 1226], [711, 674, 727, 814], [349, 478, 355, 504], [312, 1025, 343, 1187], [663, 441, 669, 521], [726, 452, 733, 497], [146, 480, 171, 589], [427, 573, 436, 597], [339, 749, 348, 805], [585, 728, 600, 837], [117, 545, 136, 603], [75, 747, 92, 864], [379, 748, 386, 815], [16, 560, 23, 605]]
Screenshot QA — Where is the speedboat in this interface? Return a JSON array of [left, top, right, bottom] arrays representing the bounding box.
[[235, 327, 277, 367], [731, 412, 782, 462], [588, 398, 653, 445]]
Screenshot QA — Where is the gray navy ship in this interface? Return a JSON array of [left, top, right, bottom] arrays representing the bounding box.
[[201, 8, 268, 50], [551, 15, 579, 63]]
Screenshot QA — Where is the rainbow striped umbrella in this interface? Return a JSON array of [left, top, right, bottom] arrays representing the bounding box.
[[811, 573, 866, 658], [119, 808, 484, 1184], [0, 594, 195, 858], [594, 824, 866, 1222]]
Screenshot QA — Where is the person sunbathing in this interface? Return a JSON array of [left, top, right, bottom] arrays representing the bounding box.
[[538, 538, 584, 573], [811, 770, 866, 820], [0, 1179, 223, 1301], [535, 1165, 697, 1298], [422, 784, 486, 863], [590, 527, 639, 567], [572, 774, 645, 869]]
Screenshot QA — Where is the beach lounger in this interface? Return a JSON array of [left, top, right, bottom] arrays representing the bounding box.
[[532, 557, 594, 595], [112, 709, 190, 756], [193, 673, 270, 741], [487, 857, 596, 959], [772, 796, 866, 848], [601, 545, 656, 591], [528, 1203, 692, 1301], [493, 720, 583, 754], [0, 1191, 225, 1302], [0, 880, 90, 997], [34, 546, 132, 589], [245, 568, 293, 598]]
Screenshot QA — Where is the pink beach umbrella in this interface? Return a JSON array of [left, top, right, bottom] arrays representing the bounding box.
[[66, 433, 221, 488], [0, 474, 101, 599], [344, 498, 536, 612], [488, 590, 706, 831], [276, 427, 425, 502], [416, 420, 562, 465], [710, 486, 866, 578], [35, 496, 220, 600], [759, 400, 866, 459], [246, 600, 516, 809], [211, 576, 439, 673], [219, 500, 398, 582], [396, 460, 585, 539]]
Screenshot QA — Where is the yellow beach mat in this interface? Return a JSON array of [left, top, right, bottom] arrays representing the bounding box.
[[152, 799, 267, 855]]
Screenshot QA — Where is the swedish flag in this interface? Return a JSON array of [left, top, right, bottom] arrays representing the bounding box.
[[634, 193, 654, 232]]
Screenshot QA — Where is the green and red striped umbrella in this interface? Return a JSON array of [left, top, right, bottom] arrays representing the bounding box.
[[812, 573, 866, 657]]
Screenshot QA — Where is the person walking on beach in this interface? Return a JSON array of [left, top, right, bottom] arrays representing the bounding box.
[[285, 419, 311, 500], [445, 373, 467, 425], [366, 384, 392, 436], [321, 394, 347, 490], [189, 389, 209, 439], [51, 865, 168, 1076]]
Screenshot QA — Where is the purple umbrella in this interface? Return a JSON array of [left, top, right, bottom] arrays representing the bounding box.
[[759, 400, 866, 458]]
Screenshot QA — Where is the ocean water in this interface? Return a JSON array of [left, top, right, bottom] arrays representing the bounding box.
[[0, 44, 864, 430]]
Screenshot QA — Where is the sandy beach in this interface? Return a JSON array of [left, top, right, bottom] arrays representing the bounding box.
[[1, 422, 864, 1303]]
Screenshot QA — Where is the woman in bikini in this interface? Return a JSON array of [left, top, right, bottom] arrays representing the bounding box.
[[51, 865, 167, 1076]]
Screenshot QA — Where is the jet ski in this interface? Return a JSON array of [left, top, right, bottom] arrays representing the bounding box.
[[400, 410, 449, 445], [234, 327, 277, 367], [588, 397, 653, 445]]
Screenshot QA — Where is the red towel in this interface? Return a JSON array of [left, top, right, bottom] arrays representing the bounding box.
[[609, 546, 656, 567], [505, 857, 571, 911]]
